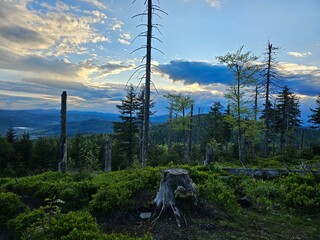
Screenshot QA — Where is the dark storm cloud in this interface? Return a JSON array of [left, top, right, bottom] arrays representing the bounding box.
[[159, 60, 233, 85], [159, 60, 320, 97]]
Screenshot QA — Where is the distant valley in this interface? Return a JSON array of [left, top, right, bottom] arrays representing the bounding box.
[[0, 109, 168, 138]]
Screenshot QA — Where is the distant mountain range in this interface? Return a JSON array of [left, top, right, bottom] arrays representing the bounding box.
[[0, 109, 168, 138]]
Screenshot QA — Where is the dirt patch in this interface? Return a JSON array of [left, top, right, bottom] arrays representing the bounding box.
[[100, 190, 234, 240]]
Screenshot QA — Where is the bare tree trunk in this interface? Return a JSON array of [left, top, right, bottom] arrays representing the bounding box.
[[263, 43, 272, 157], [203, 145, 214, 166], [254, 86, 258, 121], [196, 107, 201, 145], [58, 91, 67, 173], [168, 108, 172, 152], [188, 104, 193, 157], [141, 0, 152, 167], [104, 141, 112, 172], [300, 129, 305, 150], [237, 73, 244, 166]]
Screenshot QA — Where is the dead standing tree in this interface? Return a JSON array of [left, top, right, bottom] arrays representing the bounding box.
[[132, 0, 167, 166], [260, 41, 281, 157], [104, 141, 112, 172], [58, 91, 67, 173]]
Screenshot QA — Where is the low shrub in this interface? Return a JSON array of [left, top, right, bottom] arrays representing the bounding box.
[[8, 208, 45, 238], [9, 209, 104, 239], [199, 176, 237, 210], [279, 174, 320, 213], [0, 191, 25, 226]]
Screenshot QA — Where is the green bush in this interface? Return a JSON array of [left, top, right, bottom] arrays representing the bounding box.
[[199, 177, 237, 210], [0, 191, 25, 226], [89, 168, 161, 217], [8, 208, 45, 238], [9, 209, 104, 239], [60, 180, 98, 210], [279, 174, 320, 213]]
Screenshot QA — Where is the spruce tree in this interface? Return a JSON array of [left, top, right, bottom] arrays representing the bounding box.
[[207, 102, 225, 144], [308, 95, 320, 128], [113, 84, 140, 166], [275, 86, 301, 151]]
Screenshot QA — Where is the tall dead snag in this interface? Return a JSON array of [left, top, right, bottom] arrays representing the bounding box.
[[132, 0, 166, 166], [104, 141, 112, 172], [260, 41, 280, 157], [187, 104, 194, 161], [58, 91, 67, 173], [140, 0, 152, 167], [153, 168, 197, 227]]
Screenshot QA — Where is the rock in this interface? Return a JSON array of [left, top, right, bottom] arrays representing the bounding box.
[[140, 212, 152, 219], [238, 196, 252, 208]]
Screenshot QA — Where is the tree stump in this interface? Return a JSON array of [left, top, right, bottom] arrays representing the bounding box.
[[153, 168, 197, 227], [203, 145, 214, 166]]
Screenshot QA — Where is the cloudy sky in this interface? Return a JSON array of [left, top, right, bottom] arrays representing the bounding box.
[[0, 0, 319, 123]]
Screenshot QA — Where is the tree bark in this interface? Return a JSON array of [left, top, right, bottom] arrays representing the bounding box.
[[203, 145, 214, 166], [141, 0, 152, 167], [104, 141, 112, 172], [58, 91, 67, 173]]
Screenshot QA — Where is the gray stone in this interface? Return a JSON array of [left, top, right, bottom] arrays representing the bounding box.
[[140, 212, 152, 219]]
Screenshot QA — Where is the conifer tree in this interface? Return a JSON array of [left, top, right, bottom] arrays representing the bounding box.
[[308, 95, 320, 128], [113, 84, 140, 166], [207, 102, 225, 144], [275, 86, 301, 151]]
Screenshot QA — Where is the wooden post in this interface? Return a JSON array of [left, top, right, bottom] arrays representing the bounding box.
[[58, 91, 67, 173], [104, 141, 112, 172]]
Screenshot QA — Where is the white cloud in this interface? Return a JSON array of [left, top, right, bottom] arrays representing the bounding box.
[[111, 19, 123, 31], [81, 0, 107, 9], [205, 0, 221, 8], [288, 51, 312, 58], [0, 0, 111, 57], [278, 62, 319, 76]]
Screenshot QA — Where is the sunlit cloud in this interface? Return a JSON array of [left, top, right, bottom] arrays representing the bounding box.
[[0, 0, 111, 57], [288, 51, 312, 58], [278, 62, 319, 76], [118, 33, 131, 45], [81, 0, 108, 9]]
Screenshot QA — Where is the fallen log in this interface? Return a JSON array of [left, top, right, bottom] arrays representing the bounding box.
[[222, 167, 320, 178]]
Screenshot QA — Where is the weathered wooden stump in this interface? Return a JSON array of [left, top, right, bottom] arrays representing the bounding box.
[[203, 145, 214, 166], [153, 168, 197, 227]]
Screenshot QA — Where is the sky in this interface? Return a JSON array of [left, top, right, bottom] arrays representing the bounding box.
[[0, 0, 319, 124]]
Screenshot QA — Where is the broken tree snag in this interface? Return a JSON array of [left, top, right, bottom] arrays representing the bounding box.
[[104, 141, 112, 172], [58, 91, 67, 173], [203, 145, 214, 166], [153, 168, 197, 227]]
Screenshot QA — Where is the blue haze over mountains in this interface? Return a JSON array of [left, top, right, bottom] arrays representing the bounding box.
[[0, 109, 168, 138]]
